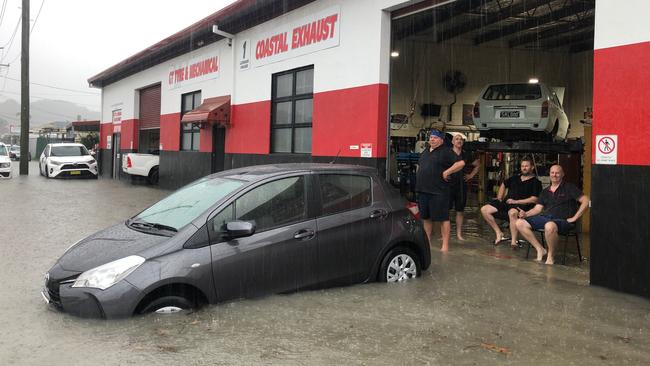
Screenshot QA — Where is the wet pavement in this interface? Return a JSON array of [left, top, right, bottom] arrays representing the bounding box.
[[1, 162, 649, 365]]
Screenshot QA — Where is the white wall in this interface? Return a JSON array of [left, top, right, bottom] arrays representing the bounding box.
[[595, 0, 650, 50]]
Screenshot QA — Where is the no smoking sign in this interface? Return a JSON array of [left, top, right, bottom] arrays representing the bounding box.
[[595, 135, 617, 165]]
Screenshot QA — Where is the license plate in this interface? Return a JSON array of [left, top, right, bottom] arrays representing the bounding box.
[[500, 111, 520, 118], [70, 170, 81, 175]]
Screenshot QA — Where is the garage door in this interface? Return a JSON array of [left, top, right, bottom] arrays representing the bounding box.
[[139, 84, 161, 130]]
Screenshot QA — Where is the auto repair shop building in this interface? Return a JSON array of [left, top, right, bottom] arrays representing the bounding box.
[[89, 0, 649, 299]]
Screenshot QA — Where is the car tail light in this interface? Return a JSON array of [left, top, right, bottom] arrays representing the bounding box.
[[473, 102, 480, 118], [126, 156, 132, 168], [541, 100, 549, 118], [406, 202, 420, 220]]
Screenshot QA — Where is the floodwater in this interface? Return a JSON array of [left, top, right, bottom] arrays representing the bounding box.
[[1, 162, 649, 365]]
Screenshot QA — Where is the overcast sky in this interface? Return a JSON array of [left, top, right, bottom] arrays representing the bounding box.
[[0, 0, 237, 111]]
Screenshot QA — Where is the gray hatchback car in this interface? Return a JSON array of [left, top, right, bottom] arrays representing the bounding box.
[[43, 164, 430, 318]]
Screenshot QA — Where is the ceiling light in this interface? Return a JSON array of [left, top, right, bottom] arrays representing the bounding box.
[[390, 51, 400, 58], [529, 78, 539, 84]]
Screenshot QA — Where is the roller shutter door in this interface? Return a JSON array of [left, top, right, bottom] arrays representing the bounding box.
[[139, 84, 161, 130]]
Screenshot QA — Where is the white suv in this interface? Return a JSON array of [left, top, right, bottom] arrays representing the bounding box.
[[0, 143, 12, 179], [39, 143, 98, 178], [472, 82, 569, 141]]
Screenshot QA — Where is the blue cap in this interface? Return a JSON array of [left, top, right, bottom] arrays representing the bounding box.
[[429, 130, 445, 139]]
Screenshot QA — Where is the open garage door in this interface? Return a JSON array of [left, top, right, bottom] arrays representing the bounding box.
[[388, 0, 594, 262]]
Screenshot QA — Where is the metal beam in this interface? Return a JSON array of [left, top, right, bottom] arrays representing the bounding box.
[[508, 16, 594, 47], [464, 140, 583, 154], [538, 28, 593, 49], [474, 1, 595, 45], [437, 0, 551, 43], [393, 0, 485, 41]]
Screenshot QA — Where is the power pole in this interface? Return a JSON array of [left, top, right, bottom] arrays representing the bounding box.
[[20, 0, 30, 174]]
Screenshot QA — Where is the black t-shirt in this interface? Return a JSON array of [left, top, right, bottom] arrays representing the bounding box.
[[505, 175, 542, 201], [416, 146, 456, 195], [539, 182, 584, 219], [450, 149, 475, 188]]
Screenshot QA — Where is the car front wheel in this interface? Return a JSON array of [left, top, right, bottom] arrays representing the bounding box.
[[378, 247, 421, 283], [139, 295, 196, 315]]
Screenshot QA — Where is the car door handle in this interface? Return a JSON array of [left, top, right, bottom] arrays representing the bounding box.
[[370, 209, 388, 219], [293, 229, 315, 240]]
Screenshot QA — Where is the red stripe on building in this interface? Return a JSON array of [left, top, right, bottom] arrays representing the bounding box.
[[312, 83, 388, 158], [593, 41, 650, 166], [160, 113, 181, 151], [226, 101, 271, 154], [120, 119, 139, 150], [100, 123, 113, 149]]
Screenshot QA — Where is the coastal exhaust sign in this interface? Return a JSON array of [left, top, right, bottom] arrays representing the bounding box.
[[247, 6, 340, 68]]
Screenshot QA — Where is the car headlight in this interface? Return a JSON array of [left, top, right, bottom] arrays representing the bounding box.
[[0, 162, 9, 168], [72, 255, 145, 290], [49, 160, 63, 166], [88, 159, 97, 164]]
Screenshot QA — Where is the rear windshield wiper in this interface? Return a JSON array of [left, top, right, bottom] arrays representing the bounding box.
[[127, 218, 178, 234]]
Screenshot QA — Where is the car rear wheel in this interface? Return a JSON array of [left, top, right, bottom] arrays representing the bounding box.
[[140, 295, 195, 315], [147, 167, 159, 185], [379, 247, 421, 283]]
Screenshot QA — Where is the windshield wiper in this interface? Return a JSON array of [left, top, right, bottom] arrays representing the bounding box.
[[127, 218, 178, 233]]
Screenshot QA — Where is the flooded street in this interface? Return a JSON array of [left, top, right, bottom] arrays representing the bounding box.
[[1, 162, 649, 365]]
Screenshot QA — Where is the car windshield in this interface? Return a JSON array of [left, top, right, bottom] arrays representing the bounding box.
[[133, 177, 245, 230], [10, 146, 19, 152], [50, 145, 89, 157], [0, 145, 7, 156], [483, 84, 542, 100]]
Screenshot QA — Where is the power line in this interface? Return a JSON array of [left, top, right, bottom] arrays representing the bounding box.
[[0, 15, 21, 62], [0, 91, 100, 109], [30, 0, 44, 34], [3, 76, 100, 94], [0, 0, 8, 28]]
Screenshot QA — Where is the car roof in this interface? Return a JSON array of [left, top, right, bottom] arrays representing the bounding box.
[[212, 163, 378, 183]]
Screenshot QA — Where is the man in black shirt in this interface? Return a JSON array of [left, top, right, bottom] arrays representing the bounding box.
[[416, 130, 466, 252], [516, 165, 589, 265], [449, 133, 480, 241], [480, 157, 542, 247]]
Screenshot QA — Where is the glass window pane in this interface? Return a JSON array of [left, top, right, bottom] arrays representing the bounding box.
[[193, 92, 202, 108], [293, 127, 311, 154], [236, 177, 306, 231], [271, 129, 292, 153], [208, 204, 233, 243], [295, 99, 313, 124], [274, 102, 292, 125], [182, 123, 192, 131], [320, 175, 372, 215], [296, 69, 314, 95], [181, 131, 192, 150], [275, 73, 293, 98], [182, 94, 194, 114], [192, 131, 200, 151]]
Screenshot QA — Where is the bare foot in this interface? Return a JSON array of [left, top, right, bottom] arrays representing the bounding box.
[[536, 249, 548, 262], [440, 245, 449, 252], [457, 235, 466, 241], [545, 258, 554, 265], [493, 232, 505, 245]]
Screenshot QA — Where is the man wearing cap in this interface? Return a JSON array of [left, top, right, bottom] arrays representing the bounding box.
[[416, 130, 466, 252]]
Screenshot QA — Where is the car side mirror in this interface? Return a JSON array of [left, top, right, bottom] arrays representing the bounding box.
[[224, 220, 256, 239]]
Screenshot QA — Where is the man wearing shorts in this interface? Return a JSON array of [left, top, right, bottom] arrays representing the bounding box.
[[480, 157, 542, 247], [415, 130, 466, 252], [449, 133, 480, 241], [515, 165, 590, 265]]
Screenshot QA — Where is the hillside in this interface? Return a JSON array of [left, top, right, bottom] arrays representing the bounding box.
[[0, 98, 100, 134]]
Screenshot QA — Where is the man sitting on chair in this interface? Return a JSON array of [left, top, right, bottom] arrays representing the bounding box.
[[515, 165, 590, 265], [480, 157, 542, 248]]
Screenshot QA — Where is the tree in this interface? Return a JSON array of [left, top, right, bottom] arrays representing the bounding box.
[[80, 132, 99, 150]]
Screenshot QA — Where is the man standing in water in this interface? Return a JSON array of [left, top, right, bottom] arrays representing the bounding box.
[[449, 133, 480, 241], [416, 130, 466, 252]]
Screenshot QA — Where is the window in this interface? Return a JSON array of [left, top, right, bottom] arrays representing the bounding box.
[[181, 91, 202, 151], [271, 66, 313, 154], [208, 204, 234, 243], [319, 175, 372, 216], [235, 176, 307, 232], [482, 84, 542, 100]]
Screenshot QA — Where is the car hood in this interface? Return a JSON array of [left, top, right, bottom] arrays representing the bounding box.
[[0, 155, 10, 163], [48, 156, 94, 164], [56, 222, 172, 272]]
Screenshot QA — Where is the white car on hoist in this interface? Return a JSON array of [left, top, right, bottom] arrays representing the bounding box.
[[472, 82, 570, 142], [39, 143, 98, 178]]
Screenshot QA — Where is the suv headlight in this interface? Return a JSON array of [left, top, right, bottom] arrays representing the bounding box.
[[49, 160, 63, 166], [72, 255, 145, 290], [0, 162, 9, 168], [88, 159, 97, 165]]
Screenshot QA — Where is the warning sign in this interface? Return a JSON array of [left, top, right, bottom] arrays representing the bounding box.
[[360, 143, 372, 158], [595, 135, 617, 165]]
